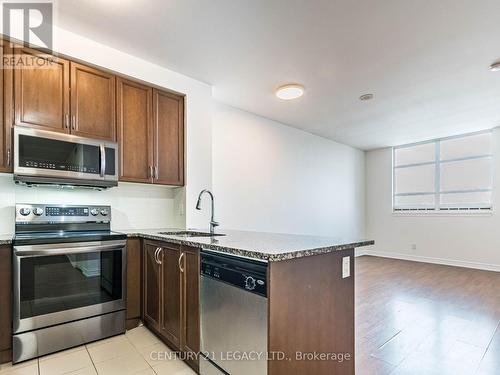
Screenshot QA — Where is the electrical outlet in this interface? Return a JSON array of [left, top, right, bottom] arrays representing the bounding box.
[[342, 256, 351, 278], [411, 244, 417, 251]]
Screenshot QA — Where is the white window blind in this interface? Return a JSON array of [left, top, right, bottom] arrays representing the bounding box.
[[393, 131, 493, 212]]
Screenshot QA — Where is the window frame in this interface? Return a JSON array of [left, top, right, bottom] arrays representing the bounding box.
[[392, 130, 494, 214]]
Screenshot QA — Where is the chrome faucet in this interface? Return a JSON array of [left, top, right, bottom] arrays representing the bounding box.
[[196, 189, 219, 235]]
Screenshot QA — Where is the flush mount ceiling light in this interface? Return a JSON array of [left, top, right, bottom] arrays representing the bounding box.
[[359, 93, 374, 101], [275, 84, 304, 100], [489, 61, 500, 72]]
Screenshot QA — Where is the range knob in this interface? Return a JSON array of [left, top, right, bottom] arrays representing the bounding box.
[[100, 209, 109, 216], [33, 207, 44, 216], [19, 207, 31, 216], [244, 276, 256, 291], [90, 208, 99, 216]]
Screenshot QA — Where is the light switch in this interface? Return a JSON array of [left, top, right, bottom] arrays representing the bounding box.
[[342, 256, 351, 278]]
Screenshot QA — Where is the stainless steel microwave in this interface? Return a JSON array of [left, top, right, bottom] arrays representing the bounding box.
[[13, 126, 118, 189]]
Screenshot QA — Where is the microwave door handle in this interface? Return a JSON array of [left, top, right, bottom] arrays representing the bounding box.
[[100, 144, 106, 177], [14, 243, 125, 257]]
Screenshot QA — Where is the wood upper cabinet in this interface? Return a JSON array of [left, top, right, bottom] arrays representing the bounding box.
[[7, 42, 184, 184], [13, 46, 70, 132], [0, 41, 13, 173], [159, 244, 181, 348], [152, 89, 184, 186], [117, 78, 153, 183], [118, 86, 185, 186], [70, 63, 116, 141], [143, 243, 161, 331], [12, 47, 116, 141]]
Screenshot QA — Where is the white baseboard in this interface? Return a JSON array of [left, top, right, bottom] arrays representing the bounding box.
[[354, 248, 367, 257], [360, 250, 500, 272]]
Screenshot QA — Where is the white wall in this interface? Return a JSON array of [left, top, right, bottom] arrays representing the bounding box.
[[212, 102, 365, 238], [0, 25, 213, 234], [365, 128, 500, 271], [0, 174, 184, 234]]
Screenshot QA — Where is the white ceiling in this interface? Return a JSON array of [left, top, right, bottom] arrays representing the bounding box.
[[55, 0, 500, 150]]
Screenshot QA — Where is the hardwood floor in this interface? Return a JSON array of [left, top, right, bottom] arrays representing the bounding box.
[[355, 256, 500, 375]]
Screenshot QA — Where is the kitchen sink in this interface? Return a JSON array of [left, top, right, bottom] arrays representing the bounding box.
[[158, 230, 226, 237]]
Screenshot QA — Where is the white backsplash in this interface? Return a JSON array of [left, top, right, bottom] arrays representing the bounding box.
[[0, 173, 185, 235]]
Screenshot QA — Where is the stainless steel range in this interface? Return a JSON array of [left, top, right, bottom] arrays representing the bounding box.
[[12, 204, 127, 363]]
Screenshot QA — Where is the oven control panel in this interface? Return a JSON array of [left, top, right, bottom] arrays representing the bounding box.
[[15, 204, 111, 223]]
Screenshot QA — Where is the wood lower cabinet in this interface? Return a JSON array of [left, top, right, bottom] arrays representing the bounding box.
[[180, 246, 200, 368], [117, 78, 153, 183], [0, 245, 12, 364], [143, 243, 162, 331], [142, 241, 200, 371], [159, 244, 181, 348], [13, 46, 70, 133], [70, 63, 116, 141], [126, 238, 142, 330]]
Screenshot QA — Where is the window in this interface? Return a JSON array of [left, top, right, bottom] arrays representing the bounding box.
[[393, 131, 493, 212]]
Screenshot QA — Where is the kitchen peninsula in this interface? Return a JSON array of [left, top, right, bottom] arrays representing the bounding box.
[[125, 229, 373, 375]]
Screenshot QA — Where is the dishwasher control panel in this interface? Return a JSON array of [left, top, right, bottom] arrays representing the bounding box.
[[201, 251, 268, 297]]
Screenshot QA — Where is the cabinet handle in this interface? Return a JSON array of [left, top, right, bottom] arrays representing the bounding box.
[[149, 166, 153, 180], [65, 114, 69, 129], [154, 166, 158, 180], [154, 247, 160, 264], [71, 115, 76, 130], [178, 252, 185, 273], [155, 247, 163, 265], [6, 149, 11, 167]]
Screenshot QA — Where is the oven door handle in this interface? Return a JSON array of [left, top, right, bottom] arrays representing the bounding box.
[[14, 241, 126, 257]]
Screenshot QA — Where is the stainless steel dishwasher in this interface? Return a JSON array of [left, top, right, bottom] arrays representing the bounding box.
[[200, 250, 268, 375]]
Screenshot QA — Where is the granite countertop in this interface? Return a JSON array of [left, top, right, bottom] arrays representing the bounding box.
[[0, 234, 13, 245], [0, 228, 374, 262], [124, 228, 374, 262]]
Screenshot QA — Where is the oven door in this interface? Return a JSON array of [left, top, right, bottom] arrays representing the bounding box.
[[13, 126, 118, 186], [13, 240, 126, 334]]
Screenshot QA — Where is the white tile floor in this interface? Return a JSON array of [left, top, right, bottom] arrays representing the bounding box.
[[0, 326, 197, 375]]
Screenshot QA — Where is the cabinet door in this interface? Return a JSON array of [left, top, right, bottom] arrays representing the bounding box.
[[126, 238, 142, 329], [152, 89, 184, 186], [0, 245, 12, 364], [0, 41, 13, 173], [159, 244, 181, 349], [70, 62, 116, 140], [117, 78, 153, 183], [180, 246, 200, 370], [143, 243, 161, 331], [13, 46, 70, 132]]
